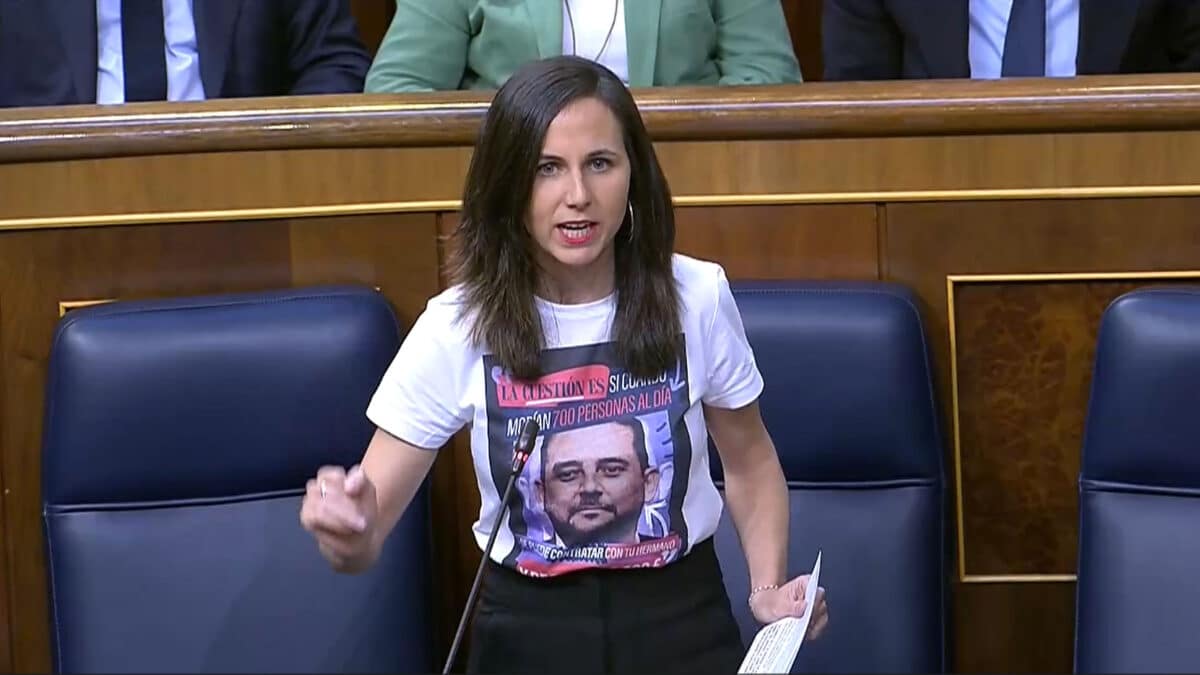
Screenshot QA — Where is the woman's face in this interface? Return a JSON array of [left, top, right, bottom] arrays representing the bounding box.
[[525, 97, 631, 290]]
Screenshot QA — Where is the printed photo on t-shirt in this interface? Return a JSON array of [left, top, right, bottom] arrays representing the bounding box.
[[483, 340, 693, 576]]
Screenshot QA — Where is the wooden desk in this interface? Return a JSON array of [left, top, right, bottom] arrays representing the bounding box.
[[3, 75, 1200, 673]]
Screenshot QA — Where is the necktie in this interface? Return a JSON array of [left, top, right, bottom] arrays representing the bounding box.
[[1001, 0, 1046, 77], [121, 0, 168, 101]]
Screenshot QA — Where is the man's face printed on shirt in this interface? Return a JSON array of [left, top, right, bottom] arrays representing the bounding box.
[[536, 420, 660, 547]]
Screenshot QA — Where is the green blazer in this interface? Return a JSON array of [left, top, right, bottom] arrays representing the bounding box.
[[365, 0, 802, 92]]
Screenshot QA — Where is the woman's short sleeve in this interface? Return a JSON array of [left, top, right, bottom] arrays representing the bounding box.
[[701, 266, 765, 409], [366, 300, 472, 449]]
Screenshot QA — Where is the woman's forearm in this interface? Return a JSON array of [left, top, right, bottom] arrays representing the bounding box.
[[722, 438, 790, 590]]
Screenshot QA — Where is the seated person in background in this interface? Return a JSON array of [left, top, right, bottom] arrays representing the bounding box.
[[822, 0, 1200, 81], [364, 0, 802, 92], [0, 0, 370, 107]]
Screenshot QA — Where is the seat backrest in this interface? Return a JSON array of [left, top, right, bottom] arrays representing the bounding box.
[[1075, 287, 1200, 674], [712, 281, 946, 674], [42, 286, 432, 674]]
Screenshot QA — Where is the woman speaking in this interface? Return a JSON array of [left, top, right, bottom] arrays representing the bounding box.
[[302, 55, 827, 673]]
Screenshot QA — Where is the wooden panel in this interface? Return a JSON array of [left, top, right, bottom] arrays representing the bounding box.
[[0, 147, 474, 221], [0, 450, 11, 671], [660, 131, 1200, 197], [954, 280, 1109, 577], [888, 197, 1200, 400], [953, 279, 1200, 577], [288, 212, 440, 323], [16, 129, 1200, 227], [673, 204, 879, 279], [884, 197, 1200, 673], [7, 75, 1200, 162], [954, 583, 1076, 673]]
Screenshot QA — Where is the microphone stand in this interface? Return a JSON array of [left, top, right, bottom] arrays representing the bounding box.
[[442, 420, 540, 674]]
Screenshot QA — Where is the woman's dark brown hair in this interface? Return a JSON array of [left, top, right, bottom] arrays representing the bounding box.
[[448, 55, 682, 381]]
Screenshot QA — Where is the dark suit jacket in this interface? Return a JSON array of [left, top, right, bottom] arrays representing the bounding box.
[[0, 0, 370, 107], [823, 0, 1200, 80]]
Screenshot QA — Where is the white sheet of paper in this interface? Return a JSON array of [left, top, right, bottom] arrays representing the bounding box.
[[737, 550, 822, 675]]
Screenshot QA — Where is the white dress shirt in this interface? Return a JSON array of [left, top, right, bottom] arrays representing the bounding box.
[[969, 0, 1080, 78], [562, 0, 630, 84], [96, 0, 206, 104]]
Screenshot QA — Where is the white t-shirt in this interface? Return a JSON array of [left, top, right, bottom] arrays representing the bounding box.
[[562, 0, 630, 84], [367, 254, 763, 577]]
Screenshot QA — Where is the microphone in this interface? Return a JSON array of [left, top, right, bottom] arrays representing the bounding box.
[[442, 418, 541, 674]]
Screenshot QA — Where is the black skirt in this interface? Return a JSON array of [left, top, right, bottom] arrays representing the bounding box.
[[466, 537, 746, 674]]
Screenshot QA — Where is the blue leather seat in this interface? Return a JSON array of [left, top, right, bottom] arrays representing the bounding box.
[[1075, 287, 1200, 674], [713, 281, 947, 673], [42, 286, 433, 673]]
